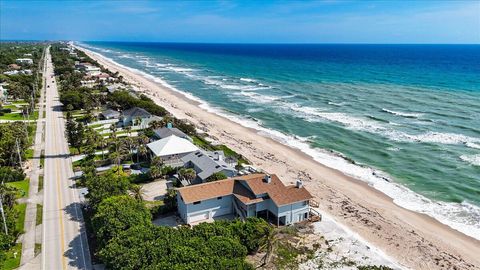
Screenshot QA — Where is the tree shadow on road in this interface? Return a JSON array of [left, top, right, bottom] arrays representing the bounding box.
[[63, 202, 92, 269]]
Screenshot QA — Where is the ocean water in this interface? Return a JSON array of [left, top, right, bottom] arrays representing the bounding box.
[[80, 42, 480, 239]]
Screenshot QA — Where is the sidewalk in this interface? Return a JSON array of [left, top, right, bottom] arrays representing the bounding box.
[[19, 52, 46, 268]]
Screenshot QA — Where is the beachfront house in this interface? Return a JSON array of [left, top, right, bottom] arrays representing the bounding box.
[[180, 150, 237, 184], [147, 135, 199, 166], [16, 58, 33, 65], [153, 126, 192, 141], [99, 109, 120, 120], [120, 107, 161, 128], [176, 173, 313, 226]]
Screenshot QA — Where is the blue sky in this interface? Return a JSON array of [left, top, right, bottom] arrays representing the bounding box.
[[1, 0, 479, 43]]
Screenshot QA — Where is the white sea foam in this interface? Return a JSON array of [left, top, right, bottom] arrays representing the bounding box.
[[460, 154, 480, 166], [406, 132, 480, 145], [466, 142, 480, 149], [80, 44, 480, 240], [240, 77, 256, 83], [327, 101, 346, 107], [382, 108, 422, 118]]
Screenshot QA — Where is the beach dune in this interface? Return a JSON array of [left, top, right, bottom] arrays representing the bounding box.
[[78, 46, 480, 270]]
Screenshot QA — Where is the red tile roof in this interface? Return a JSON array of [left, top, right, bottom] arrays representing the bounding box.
[[177, 173, 312, 206]]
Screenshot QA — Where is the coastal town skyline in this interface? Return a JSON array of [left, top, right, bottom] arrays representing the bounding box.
[[1, 0, 479, 44]]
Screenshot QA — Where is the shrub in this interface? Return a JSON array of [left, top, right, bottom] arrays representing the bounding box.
[[0, 167, 26, 182]]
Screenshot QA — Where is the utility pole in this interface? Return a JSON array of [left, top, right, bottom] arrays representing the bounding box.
[[16, 138, 23, 168], [0, 195, 8, 235]]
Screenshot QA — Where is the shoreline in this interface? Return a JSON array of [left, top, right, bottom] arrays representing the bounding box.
[[77, 45, 480, 269]]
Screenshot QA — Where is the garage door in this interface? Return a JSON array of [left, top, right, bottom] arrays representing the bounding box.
[[188, 211, 209, 223], [211, 206, 231, 218]]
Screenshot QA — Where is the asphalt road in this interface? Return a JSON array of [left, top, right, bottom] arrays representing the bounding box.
[[42, 46, 91, 270]]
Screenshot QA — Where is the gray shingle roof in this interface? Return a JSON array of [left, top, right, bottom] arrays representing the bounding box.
[[100, 109, 120, 118], [181, 150, 236, 181], [154, 127, 188, 140], [122, 107, 151, 118]]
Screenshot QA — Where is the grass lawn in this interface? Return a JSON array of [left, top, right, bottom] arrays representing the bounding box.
[[0, 112, 25, 121], [36, 204, 43, 226], [14, 203, 27, 233], [1, 105, 18, 110], [34, 243, 41, 257], [6, 179, 30, 198], [38, 175, 44, 191], [25, 148, 34, 159], [11, 100, 28, 105], [40, 151, 45, 168], [0, 243, 22, 270], [0, 110, 38, 121]]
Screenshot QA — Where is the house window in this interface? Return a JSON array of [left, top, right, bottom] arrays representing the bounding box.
[[217, 197, 222, 200], [193, 201, 201, 205]]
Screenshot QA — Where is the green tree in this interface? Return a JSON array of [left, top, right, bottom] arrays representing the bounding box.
[[85, 169, 130, 208], [91, 195, 151, 248], [205, 171, 227, 182]]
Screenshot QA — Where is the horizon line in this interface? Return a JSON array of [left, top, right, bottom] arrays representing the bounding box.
[[1, 39, 479, 45]]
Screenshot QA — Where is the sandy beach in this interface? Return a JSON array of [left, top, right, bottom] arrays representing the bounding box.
[[78, 46, 480, 270]]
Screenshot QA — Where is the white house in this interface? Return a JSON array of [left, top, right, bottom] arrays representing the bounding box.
[[147, 135, 198, 166], [16, 58, 33, 65], [176, 173, 314, 226]]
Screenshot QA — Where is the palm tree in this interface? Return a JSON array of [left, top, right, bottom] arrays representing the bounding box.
[[149, 156, 164, 180], [124, 125, 132, 137], [137, 144, 148, 163], [178, 168, 196, 185], [148, 120, 163, 130], [129, 184, 144, 202], [258, 228, 279, 268]]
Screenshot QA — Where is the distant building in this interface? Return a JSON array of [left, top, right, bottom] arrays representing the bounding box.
[[147, 135, 198, 166], [106, 84, 125, 93], [176, 173, 313, 226], [121, 107, 161, 128], [16, 58, 33, 65], [153, 126, 191, 141], [0, 84, 8, 103], [3, 70, 19, 75], [96, 73, 112, 82], [99, 109, 120, 120], [8, 64, 21, 70], [181, 150, 237, 184], [80, 79, 96, 88]]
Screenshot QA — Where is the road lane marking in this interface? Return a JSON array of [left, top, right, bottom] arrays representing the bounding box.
[[52, 72, 68, 270]]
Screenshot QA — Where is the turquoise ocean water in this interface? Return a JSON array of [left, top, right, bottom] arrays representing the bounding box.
[[80, 42, 480, 239]]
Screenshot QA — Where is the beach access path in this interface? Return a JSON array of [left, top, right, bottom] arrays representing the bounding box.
[[42, 46, 91, 270], [78, 45, 480, 270]]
